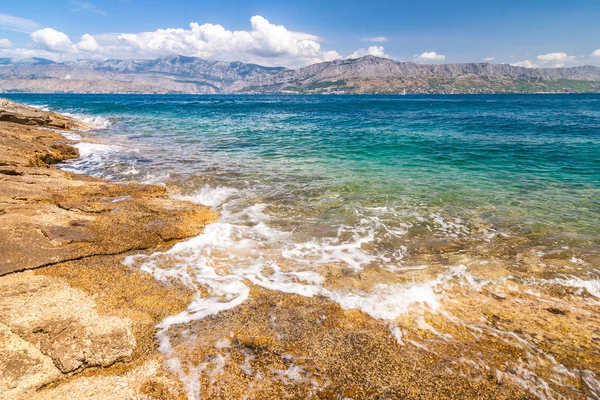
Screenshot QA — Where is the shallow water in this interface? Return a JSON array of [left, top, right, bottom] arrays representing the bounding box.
[[8, 93, 600, 398]]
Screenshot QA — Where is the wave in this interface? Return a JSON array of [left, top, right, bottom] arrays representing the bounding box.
[[62, 112, 112, 130], [24, 103, 112, 130]]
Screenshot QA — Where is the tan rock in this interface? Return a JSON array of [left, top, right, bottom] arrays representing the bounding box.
[[0, 108, 216, 276], [0, 322, 62, 400], [0, 98, 91, 131], [0, 100, 213, 399], [0, 272, 136, 374], [27, 358, 182, 400]]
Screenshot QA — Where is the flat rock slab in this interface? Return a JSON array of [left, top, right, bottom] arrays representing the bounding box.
[[0, 322, 62, 400], [0, 99, 91, 131], [0, 117, 216, 276], [0, 272, 136, 377]]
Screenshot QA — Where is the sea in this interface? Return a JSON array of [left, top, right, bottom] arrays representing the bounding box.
[[7, 93, 600, 399]]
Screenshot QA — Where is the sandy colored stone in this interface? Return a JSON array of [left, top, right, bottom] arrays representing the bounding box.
[[0, 103, 217, 276], [0, 322, 62, 400], [0, 98, 91, 131], [0, 272, 136, 374], [0, 101, 215, 399], [26, 358, 184, 400]]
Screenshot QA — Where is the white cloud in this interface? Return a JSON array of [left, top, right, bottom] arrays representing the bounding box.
[[591, 49, 600, 57], [414, 51, 445, 62], [347, 45, 389, 59], [536, 52, 576, 67], [511, 60, 536, 68], [0, 38, 12, 49], [537, 52, 571, 62], [0, 47, 66, 61], [482, 57, 495, 62], [70, 1, 107, 16], [74, 33, 100, 53], [512, 52, 579, 68], [0, 16, 343, 68], [0, 13, 41, 34], [362, 36, 387, 43], [110, 15, 340, 67], [31, 28, 74, 53]]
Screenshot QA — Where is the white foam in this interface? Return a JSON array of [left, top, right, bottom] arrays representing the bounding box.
[[62, 112, 112, 130], [175, 185, 239, 208], [544, 276, 600, 298], [281, 226, 375, 271], [331, 283, 439, 320], [27, 103, 49, 111], [73, 142, 121, 158], [61, 131, 83, 141]]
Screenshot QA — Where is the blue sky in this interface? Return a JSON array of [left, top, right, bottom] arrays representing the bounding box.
[[1, 0, 599, 68]]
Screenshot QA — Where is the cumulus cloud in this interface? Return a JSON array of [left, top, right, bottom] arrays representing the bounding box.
[[511, 59, 537, 68], [0, 13, 41, 33], [536, 52, 576, 67], [593, 49, 600, 57], [74, 33, 100, 53], [31, 28, 74, 53], [362, 36, 387, 43], [347, 45, 389, 59], [0, 16, 344, 67], [31, 28, 73, 53], [482, 57, 495, 62], [0, 38, 12, 49], [512, 52, 579, 68], [111, 15, 341, 67], [414, 51, 445, 62]]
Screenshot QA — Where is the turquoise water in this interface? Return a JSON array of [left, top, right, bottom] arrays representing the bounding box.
[[9, 94, 600, 248], [8, 94, 600, 398]]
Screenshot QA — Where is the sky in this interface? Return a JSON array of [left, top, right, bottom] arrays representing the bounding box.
[[1, 0, 600, 68]]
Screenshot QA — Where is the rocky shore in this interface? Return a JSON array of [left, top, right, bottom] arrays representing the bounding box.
[[0, 99, 216, 399], [1, 99, 599, 400]]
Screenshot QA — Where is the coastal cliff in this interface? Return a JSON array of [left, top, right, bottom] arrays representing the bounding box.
[[0, 99, 216, 399]]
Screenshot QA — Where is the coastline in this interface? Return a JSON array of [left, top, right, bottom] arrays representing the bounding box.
[[1, 98, 599, 399], [0, 99, 216, 399]]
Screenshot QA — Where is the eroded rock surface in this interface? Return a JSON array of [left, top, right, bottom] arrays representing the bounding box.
[[0, 272, 136, 374], [0, 98, 91, 130], [0, 103, 216, 276], [0, 101, 214, 399]]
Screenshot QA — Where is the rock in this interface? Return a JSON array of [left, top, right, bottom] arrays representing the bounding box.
[[0, 101, 215, 399], [0, 99, 91, 131], [0, 272, 136, 374], [0, 111, 216, 276], [0, 322, 61, 400]]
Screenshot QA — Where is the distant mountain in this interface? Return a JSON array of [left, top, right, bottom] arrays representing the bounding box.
[[0, 57, 56, 66], [1, 55, 599, 94]]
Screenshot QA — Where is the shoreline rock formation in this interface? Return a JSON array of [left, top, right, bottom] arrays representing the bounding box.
[[0, 99, 216, 399], [1, 99, 599, 399]]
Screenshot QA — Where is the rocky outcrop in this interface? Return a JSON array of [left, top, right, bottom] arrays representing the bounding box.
[[0, 101, 216, 399], [0, 99, 91, 130]]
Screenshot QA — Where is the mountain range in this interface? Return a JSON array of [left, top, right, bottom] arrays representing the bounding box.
[[1, 55, 600, 94]]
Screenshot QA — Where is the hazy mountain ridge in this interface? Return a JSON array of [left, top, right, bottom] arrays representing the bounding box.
[[1, 55, 599, 94]]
